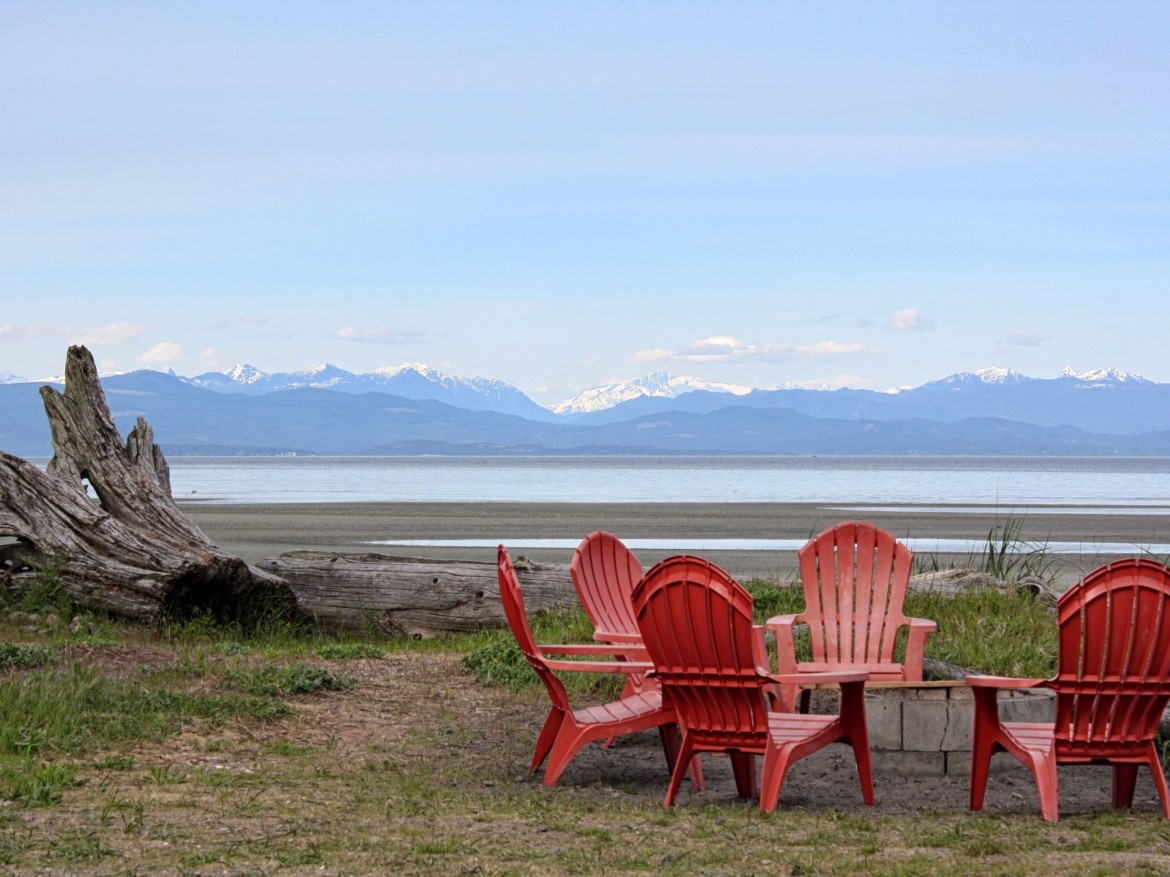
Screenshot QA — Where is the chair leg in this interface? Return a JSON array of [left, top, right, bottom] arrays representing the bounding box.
[[968, 731, 996, 812], [839, 681, 874, 805], [656, 725, 705, 791], [1145, 745, 1170, 819], [542, 722, 589, 787], [1030, 751, 1060, 822], [531, 708, 565, 771], [759, 742, 792, 813], [729, 751, 756, 800], [663, 734, 696, 807], [1113, 763, 1140, 809]]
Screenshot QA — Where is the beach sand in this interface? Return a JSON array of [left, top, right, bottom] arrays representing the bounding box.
[[183, 500, 1170, 586]]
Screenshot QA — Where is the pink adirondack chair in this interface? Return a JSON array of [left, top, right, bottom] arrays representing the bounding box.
[[497, 545, 692, 787], [632, 554, 875, 811], [968, 558, 1170, 821], [770, 521, 937, 712]]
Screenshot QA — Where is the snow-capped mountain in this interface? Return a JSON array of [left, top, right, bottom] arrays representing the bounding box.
[[185, 362, 558, 421], [0, 371, 29, 385], [917, 366, 1027, 390], [1058, 367, 1148, 385], [553, 372, 752, 415]]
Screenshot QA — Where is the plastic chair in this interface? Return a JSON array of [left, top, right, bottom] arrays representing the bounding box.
[[769, 521, 937, 712], [570, 531, 651, 696], [497, 545, 693, 787], [632, 554, 875, 810], [968, 558, 1170, 821]]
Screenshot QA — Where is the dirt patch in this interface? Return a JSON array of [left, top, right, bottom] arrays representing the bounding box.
[[6, 649, 1170, 876], [109, 652, 1170, 818]]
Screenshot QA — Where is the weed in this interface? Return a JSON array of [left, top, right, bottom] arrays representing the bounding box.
[[460, 637, 535, 690], [971, 516, 1056, 583], [0, 761, 79, 806], [0, 642, 53, 669], [226, 662, 355, 697], [146, 764, 189, 785], [317, 641, 387, 660]]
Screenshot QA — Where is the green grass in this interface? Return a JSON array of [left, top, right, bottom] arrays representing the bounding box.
[[0, 550, 1147, 877]]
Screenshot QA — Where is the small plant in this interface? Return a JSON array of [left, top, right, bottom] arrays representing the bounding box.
[[226, 662, 355, 697], [17, 554, 73, 618], [146, 764, 188, 785], [0, 642, 53, 670], [460, 638, 535, 690], [0, 762, 79, 807], [317, 641, 387, 660], [972, 516, 1055, 583]]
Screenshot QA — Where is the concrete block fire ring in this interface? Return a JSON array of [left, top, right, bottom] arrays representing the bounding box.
[[807, 680, 1055, 777]]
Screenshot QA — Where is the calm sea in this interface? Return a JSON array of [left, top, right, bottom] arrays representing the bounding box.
[[154, 456, 1170, 509]]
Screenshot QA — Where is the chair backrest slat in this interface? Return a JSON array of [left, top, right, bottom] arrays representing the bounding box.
[[570, 531, 643, 639], [633, 555, 771, 742], [1054, 558, 1170, 748], [798, 522, 913, 666]]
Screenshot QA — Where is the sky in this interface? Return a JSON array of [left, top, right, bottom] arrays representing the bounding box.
[[2, 1, 1168, 406]]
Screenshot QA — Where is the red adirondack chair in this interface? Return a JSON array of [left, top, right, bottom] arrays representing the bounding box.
[[497, 545, 693, 787], [632, 554, 875, 811], [570, 531, 651, 697], [968, 558, 1170, 821], [770, 521, 937, 712]]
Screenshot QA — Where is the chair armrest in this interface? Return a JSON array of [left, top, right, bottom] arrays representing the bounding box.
[[901, 617, 939, 681], [540, 643, 644, 656], [544, 659, 655, 675], [964, 675, 1048, 689], [591, 630, 644, 645], [765, 613, 806, 676], [768, 670, 868, 687]]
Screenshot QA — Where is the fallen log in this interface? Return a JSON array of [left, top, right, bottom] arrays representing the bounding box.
[[257, 550, 577, 637], [908, 568, 1059, 607], [0, 345, 291, 620]]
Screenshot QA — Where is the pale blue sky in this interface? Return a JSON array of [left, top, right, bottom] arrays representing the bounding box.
[[2, 1, 1167, 405]]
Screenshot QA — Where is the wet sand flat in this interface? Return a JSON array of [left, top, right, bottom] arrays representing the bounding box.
[[183, 500, 1170, 586]]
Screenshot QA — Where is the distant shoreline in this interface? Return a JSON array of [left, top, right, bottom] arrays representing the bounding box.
[[183, 500, 1170, 587]]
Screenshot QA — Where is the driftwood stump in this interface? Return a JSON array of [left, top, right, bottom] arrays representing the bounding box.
[[258, 551, 576, 637], [0, 345, 291, 620]]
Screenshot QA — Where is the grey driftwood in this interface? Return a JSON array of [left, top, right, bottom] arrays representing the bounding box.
[[0, 345, 291, 620], [257, 550, 576, 637]]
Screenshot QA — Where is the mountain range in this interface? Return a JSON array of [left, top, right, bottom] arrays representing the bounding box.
[[3, 362, 1169, 457]]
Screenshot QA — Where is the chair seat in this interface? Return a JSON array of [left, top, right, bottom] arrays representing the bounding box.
[[573, 691, 664, 725], [767, 711, 840, 741], [997, 721, 1056, 754]]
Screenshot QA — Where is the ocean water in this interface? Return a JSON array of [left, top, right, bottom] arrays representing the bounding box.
[[158, 455, 1170, 508]]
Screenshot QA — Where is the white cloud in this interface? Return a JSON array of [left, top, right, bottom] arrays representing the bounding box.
[[77, 321, 150, 345], [629, 347, 677, 364], [1000, 329, 1048, 347], [197, 347, 222, 367], [886, 308, 935, 331], [793, 340, 870, 357], [139, 342, 183, 364], [0, 322, 67, 341], [336, 325, 432, 345], [632, 335, 875, 365]]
